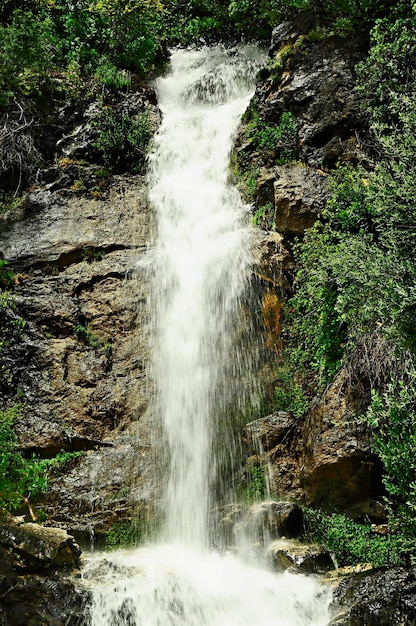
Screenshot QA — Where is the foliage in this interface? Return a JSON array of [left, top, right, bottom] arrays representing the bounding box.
[[0, 405, 48, 512], [0, 404, 84, 515], [239, 462, 267, 502], [304, 508, 402, 567], [0, 8, 58, 104], [74, 324, 100, 348], [274, 364, 309, 418], [356, 16, 416, 129], [94, 57, 131, 91], [104, 518, 153, 548], [93, 107, 152, 173], [364, 377, 416, 560], [245, 109, 298, 165]]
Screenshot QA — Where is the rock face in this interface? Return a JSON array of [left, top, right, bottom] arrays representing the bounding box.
[[264, 22, 369, 169], [0, 86, 162, 539], [269, 538, 334, 574], [237, 22, 383, 517], [0, 517, 81, 570], [245, 372, 384, 516], [257, 164, 329, 235]]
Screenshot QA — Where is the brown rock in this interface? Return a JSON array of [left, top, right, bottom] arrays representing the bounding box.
[[272, 164, 329, 235], [269, 538, 334, 574], [0, 517, 81, 571]]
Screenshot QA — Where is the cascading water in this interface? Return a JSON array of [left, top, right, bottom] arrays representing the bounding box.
[[149, 46, 264, 547], [82, 46, 333, 626]]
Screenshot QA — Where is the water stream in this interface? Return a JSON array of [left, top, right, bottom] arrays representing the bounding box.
[[82, 46, 332, 626]]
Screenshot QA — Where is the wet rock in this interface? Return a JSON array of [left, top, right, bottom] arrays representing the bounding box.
[[0, 517, 81, 571], [253, 230, 293, 291], [301, 369, 384, 512], [269, 539, 334, 574], [0, 163, 156, 533], [330, 566, 416, 626], [0, 574, 90, 626], [256, 165, 329, 236], [244, 411, 296, 452], [239, 501, 304, 545]]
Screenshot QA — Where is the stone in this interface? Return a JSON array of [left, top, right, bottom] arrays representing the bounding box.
[[244, 411, 296, 452], [252, 229, 293, 291], [273, 164, 329, 235], [0, 517, 81, 571], [331, 565, 416, 626], [239, 501, 304, 545], [269, 539, 334, 574]]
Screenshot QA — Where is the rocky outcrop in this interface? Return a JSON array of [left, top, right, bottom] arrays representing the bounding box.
[[0, 516, 89, 625], [264, 21, 369, 169], [245, 372, 384, 517], [330, 566, 416, 625], [237, 21, 383, 517], [257, 164, 329, 236], [269, 538, 333, 574], [0, 86, 161, 538]]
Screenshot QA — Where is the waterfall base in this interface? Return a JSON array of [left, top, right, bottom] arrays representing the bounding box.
[[83, 544, 332, 625]]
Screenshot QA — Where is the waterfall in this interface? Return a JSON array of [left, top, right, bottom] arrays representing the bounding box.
[[149, 46, 263, 546], [83, 46, 333, 626]]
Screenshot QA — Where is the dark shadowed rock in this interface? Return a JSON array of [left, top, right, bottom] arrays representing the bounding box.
[[239, 501, 304, 545], [330, 566, 416, 625]]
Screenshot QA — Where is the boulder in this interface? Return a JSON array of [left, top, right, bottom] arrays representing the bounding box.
[[330, 566, 416, 625], [244, 411, 296, 452], [238, 501, 304, 545], [269, 538, 334, 574], [0, 517, 81, 571]]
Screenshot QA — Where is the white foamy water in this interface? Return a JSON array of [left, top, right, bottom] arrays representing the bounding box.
[[84, 544, 332, 626], [148, 46, 265, 546], [84, 46, 332, 626]]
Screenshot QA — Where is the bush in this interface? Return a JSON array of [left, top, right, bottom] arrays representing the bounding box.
[[0, 9, 58, 104], [304, 509, 402, 567], [93, 107, 152, 173], [0, 405, 48, 512], [245, 109, 298, 165]]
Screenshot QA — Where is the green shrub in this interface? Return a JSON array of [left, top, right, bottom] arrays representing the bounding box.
[[0, 405, 48, 512], [93, 107, 152, 174], [104, 518, 153, 548], [304, 509, 402, 567], [74, 324, 100, 348], [245, 110, 298, 164], [274, 364, 309, 418], [363, 378, 416, 561], [94, 57, 131, 91], [0, 9, 58, 103]]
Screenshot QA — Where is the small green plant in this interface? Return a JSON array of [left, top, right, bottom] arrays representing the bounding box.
[[253, 202, 275, 230], [74, 324, 100, 348], [306, 26, 325, 42], [245, 463, 267, 502], [267, 44, 293, 84], [94, 57, 131, 91], [303, 509, 402, 567], [0, 405, 48, 513], [81, 247, 106, 263], [104, 518, 153, 548], [245, 110, 298, 164], [0, 192, 25, 216], [0, 261, 17, 289], [274, 365, 309, 418]]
